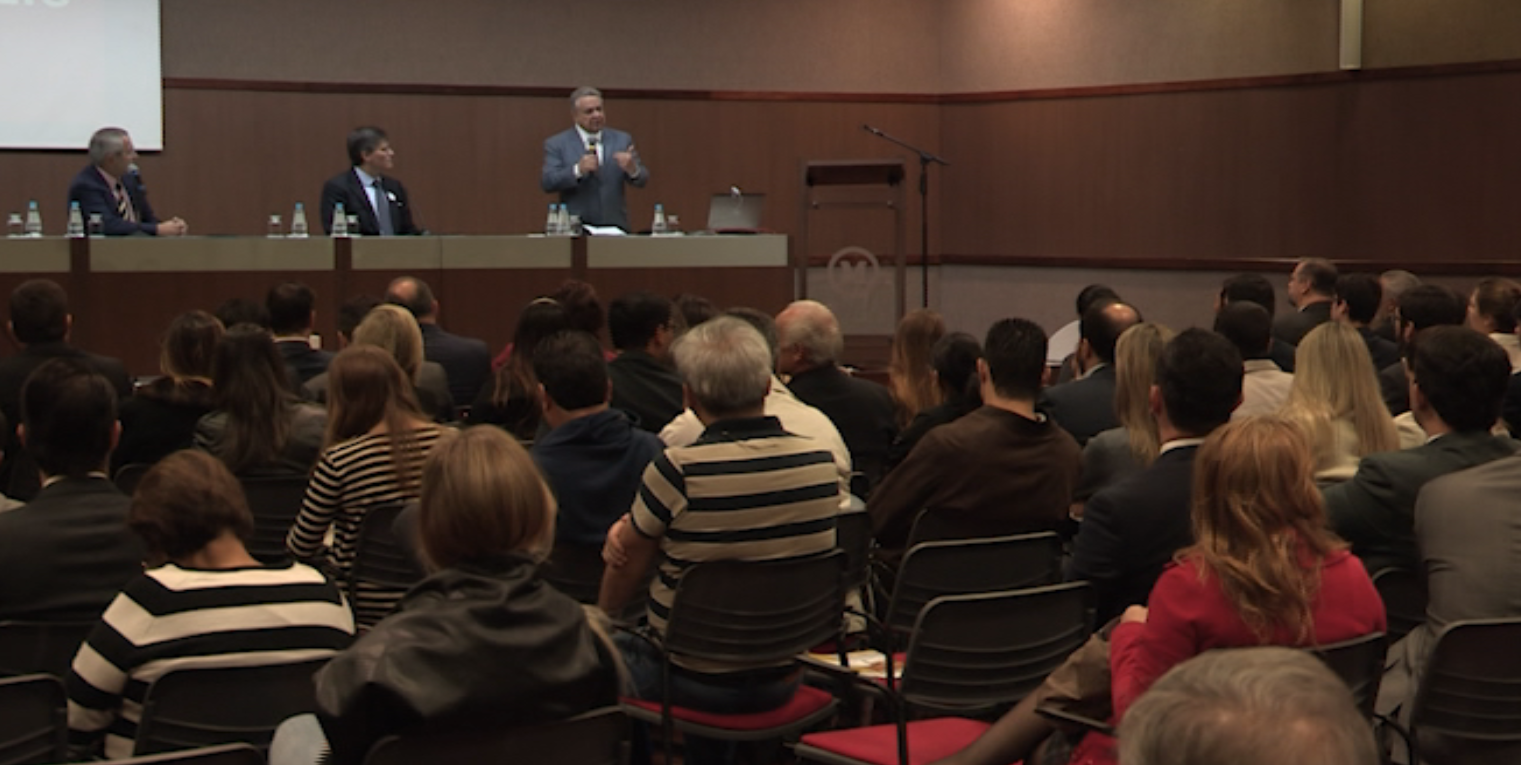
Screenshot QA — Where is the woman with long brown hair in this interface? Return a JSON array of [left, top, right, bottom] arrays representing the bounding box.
[[471, 298, 570, 439], [887, 308, 947, 428], [286, 345, 450, 628], [195, 323, 327, 476]]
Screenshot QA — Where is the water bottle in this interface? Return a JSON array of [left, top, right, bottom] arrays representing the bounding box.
[[651, 203, 668, 235], [87, 213, 104, 238], [23, 200, 42, 237], [556, 204, 571, 236], [7, 213, 23, 238], [289, 203, 309, 238], [545, 204, 559, 236], [66, 202, 84, 238], [331, 202, 349, 237], [267, 214, 283, 238]]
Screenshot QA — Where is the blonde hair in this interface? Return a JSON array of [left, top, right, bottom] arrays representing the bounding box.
[[1113, 322, 1175, 466], [1282, 322, 1397, 470], [888, 309, 947, 427], [352, 303, 424, 382], [1183, 416, 1346, 642], [419, 425, 553, 570]]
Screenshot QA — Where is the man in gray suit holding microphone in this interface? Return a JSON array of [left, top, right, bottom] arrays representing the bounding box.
[[541, 86, 648, 232]]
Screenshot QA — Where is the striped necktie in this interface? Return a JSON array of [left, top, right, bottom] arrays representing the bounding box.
[[114, 182, 136, 223]]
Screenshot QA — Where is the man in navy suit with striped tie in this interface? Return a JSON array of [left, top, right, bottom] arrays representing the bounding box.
[[66, 127, 187, 237], [541, 86, 648, 232]]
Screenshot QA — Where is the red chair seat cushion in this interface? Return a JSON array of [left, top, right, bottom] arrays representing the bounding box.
[[798, 717, 992, 765], [622, 684, 835, 731]]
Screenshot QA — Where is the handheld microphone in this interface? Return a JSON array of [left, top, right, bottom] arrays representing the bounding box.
[[585, 136, 599, 154]]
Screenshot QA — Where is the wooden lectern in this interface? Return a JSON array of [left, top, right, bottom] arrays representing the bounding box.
[[799, 159, 907, 322]]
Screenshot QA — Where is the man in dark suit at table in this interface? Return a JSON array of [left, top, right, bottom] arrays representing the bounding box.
[[1273, 257, 1337, 346], [66, 127, 187, 237], [385, 276, 492, 406], [266, 282, 333, 386], [320, 126, 420, 236], [541, 87, 648, 232]]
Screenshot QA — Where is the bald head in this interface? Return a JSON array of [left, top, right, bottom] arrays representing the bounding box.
[[384, 276, 436, 322], [775, 300, 844, 375], [1080, 302, 1142, 365]]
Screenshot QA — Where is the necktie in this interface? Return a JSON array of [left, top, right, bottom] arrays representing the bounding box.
[[114, 183, 136, 223], [373, 180, 394, 236]]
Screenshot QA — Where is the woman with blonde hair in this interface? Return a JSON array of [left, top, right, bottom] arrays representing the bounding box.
[[282, 426, 618, 765], [1074, 323, 1175, 503], [286, 345, 450, 627], [1280, 322, 1400, 482], [888, 308, 947, 428], [302, 303, 454, 420]]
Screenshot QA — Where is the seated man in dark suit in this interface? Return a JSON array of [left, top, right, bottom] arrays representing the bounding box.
[[1273, 257, 1337, 346], [385, 276, 492, 406], [1332, 272, 1401, 370], [319, 126, 420, 236], [66, 127, 187, 237], [1216, 273, 1297, 372], [1068, 328, 1243, 624], [1326, 326, 1517, 576], [868, 318, 1081, 562], [0, 279, 133, 500], [1039, 300, 1141, 446], [0, 359, 144, 620], [775, 299, 898, 497], [266, 282, 334, 386], [606, 291, 684, 433], [1379, 284, 1466, 416]]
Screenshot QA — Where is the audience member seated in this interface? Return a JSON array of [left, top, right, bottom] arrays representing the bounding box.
[[274, 426, 618, 765], [1380, 284, 1466, 416], [0, 412, 24, 514], [606, 291, 685, 432], [0, 279, 133, 499], [267, 282, 334, 386], [883, 331, 983, 474], [213, 297, 270, 331], [660, 308, 851, 490], [287, 346, 451, 628], [1273, 257, 1337, 346], [385, 276, 493, 406], [496, 278, 612, 370], [1332, 272, 1401, 370], [1116, 648, 1380, 765], [673, 292, 718, 330], [776, 299, 897, 497], [869, 318, 1080, 561], [65, 451, 355, 760], [1068, 329, 1242, 624], [1050, 284, 1120, 384], [1216, 273, 1296, 371], [887, 308, 947, 429], [1074, 323, 1174, 506], [936, 416, 1384, 765], [600, 317, 842, 765], [1466, 276, 1521, 371], [303, 304, 453, 421], [1279, 322, 1402, 483], [1325, 326, 1517, 576], [0, 359, 144, 621], [195, 325, 327, 476], [333, 294, 381, 348], [531, 330, 663, 547], [1374, 269, 1422, 342], [471, 298, 570, 439], [1040, 301, 1141, 446], [1214, 303, 1292, 418], [113, 310, 222, 472]]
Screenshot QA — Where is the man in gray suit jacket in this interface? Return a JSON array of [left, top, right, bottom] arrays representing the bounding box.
[[1325, 326, 1518, 576], [540, 86, 648, 231]]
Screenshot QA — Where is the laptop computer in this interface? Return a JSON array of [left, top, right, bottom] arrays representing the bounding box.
[[706, 193, 765, 233]]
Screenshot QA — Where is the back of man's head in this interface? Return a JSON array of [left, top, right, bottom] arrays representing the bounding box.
[[1157, 329, 1243, 436], [1212, 302, 1272, 360], [1397, 284, 1467, 333], [723, 307, 780, 364], [214, 297, 271, 331], [1076, 284, 1120, 318], [266, 282, 317, 336], [982, 318, 1046, 401], [1118, 647, 1378, 765], [608, 291, 674, 352], [1219, 274, 1276, 317], [1297, 258, 1339, 297], [384, 276, 435, 320], [1080, 302, 1142, 364], [672, 316, 772, 419], [777, 300, 843, 366], [337, 295, 381, 344], [533, 331, 609, 412], [1334, 273, 1383, 325], [1381, 269, 1421, 302], [1472, 277, 1521, 333], [22, 358, 117, 478], [1410, 326, 1511, 433], [9, 279, 69, 345]]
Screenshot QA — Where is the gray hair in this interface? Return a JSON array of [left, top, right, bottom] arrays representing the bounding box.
[[88, 127, 129, 166], [777, 300, 843, 365], [672, 316, 772, 418], [1118, 647, 1378, 765], [570, 86, 603, 108], [1381, 269, 1421, 300]]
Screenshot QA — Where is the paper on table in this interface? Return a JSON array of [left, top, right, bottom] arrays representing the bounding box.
[[805, 650, 893, 679], [583, 225, 626, 236]]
